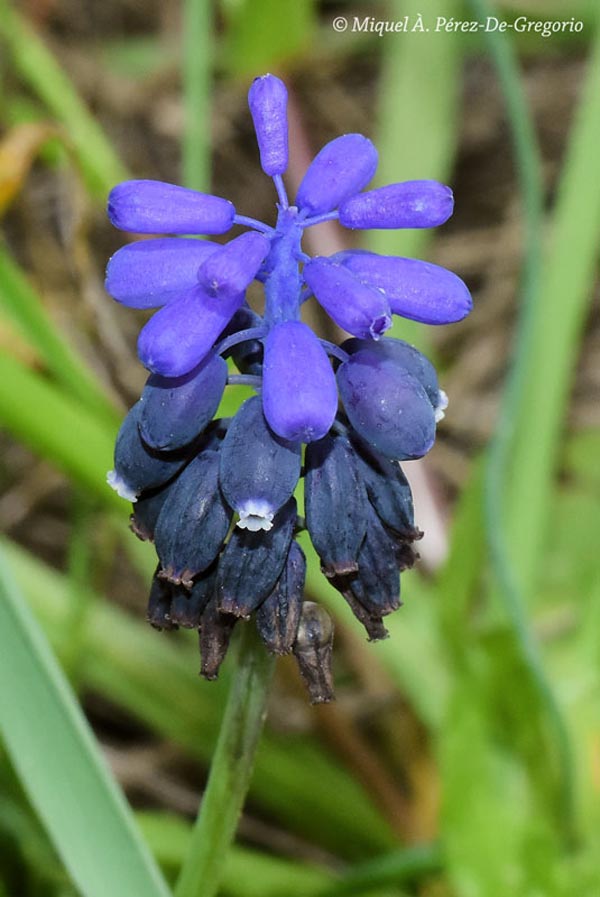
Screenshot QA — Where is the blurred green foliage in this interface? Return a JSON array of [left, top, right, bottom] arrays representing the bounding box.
[[1, 0, 599, 896]]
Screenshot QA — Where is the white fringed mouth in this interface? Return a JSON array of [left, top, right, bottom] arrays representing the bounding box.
[[106, 469, 139, 502], [236, 500, 275, 532], [435, 389, 449, 423]]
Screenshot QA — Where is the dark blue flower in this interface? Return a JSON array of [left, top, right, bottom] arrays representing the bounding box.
[[105, 73, 472, 700]]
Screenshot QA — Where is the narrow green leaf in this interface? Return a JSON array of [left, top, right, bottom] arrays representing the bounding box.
[[0, 244, 119, 426], [506, 24, 600, 597], [0, 0, 128, 197], [0, 549, 171, 897], [0, 350, 119, 504], [182, 0, 212, 191], [369, 0, 463, 350]]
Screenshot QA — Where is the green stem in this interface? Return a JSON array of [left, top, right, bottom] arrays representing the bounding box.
[[315, 843, 443, 897], [182, 0, 212, 191], [466, 0, 575, 841], [174, 624, 275, 897]]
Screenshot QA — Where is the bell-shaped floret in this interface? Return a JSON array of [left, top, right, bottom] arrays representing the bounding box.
[[197, 231, 271, 301], [137, 284, 245, 377], [105, 238, 220, 309], [347, 509, 402, 617], [108, 180, 235, 234], [351, 436, 419, 539], [138, 352, 227, 452], [130, 481, 173, 542], [296, 134, 378, 216], [199, 597, 238, 680], [169, 564, 217, 629], [335, 251, 472, 324], [303, 258, 392, 339], [262, 320, 338, 442], [107, 402, 189, 501], [256, 540, 305, 654], [248, 74, 289, 176], [305, 433, 368, 577], [154, 450, 232, 587], [342, 337, 440, 409], [337, 348, 436, 460], [216, 498, 297, 618], [339, 180, 453, 230], [147, 572, 177, 630], [219, 395, 301, 532]]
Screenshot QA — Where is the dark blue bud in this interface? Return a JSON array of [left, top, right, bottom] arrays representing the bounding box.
[[216, 498, 297, 618], [107, 402, 189, 501], [296, 134, 378, 216], [105, 238, 219, 309], [333, 250, 472, 325], [347, 509, 401, 617], [197, 231, 271, 301], [154, 450, 232, 587], [256, 541, 305, 654], [248, 74, 289, 176], [338, 180, 453, 230], [305, 433, 368, 577], [219, 395, 301, 532], [342, 337, 441, 411], [351, 436, 419, 540], [337, 349, 436, 460], [169, 564, 217, 629], [292, 601, 335, 704], [147, 572, 176, 630], [107, 180, 235, 235], [138, 352, 227, 452], [199, 598, 238, 680], [303, 259, 392, 340]]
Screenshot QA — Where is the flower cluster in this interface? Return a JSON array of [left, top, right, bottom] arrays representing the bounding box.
[[106, 74, 471, 701]]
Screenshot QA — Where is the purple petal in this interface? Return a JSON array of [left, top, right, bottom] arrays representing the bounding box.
[[303, 258, 392, 339], [337, 349, 436, 460], [263, 321, 338, 442], [197, 231, 271, 300], [296, 135, 378, 216], [107, 180, 235, 235], [335, 250, 472, 324], [105, 238, 220, 309], [137, 285, 244, 377], [248, 74, 289, 176], [338, 180, 453, 230]]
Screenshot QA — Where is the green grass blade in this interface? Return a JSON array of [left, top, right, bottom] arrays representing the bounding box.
[[506, 22, 600, 597], [0, 245, 119, 425], [182, 0, 212, 191], [0, 549, 171, 897], [0, 350, 119, 503], [368, 0, 463, 350], [0, 0, 128, 198]]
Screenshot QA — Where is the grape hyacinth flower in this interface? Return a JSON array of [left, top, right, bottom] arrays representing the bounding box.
[[105, 74, 472, 702]]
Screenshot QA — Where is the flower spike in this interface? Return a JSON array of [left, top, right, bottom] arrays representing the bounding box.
[[104, 72, 472, 700]]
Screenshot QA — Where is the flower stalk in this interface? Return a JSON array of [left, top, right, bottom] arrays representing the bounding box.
[[174, 623, 275, 897]]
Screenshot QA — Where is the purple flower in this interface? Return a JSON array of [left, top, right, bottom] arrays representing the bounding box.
[[105, 73, 472, 699]]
